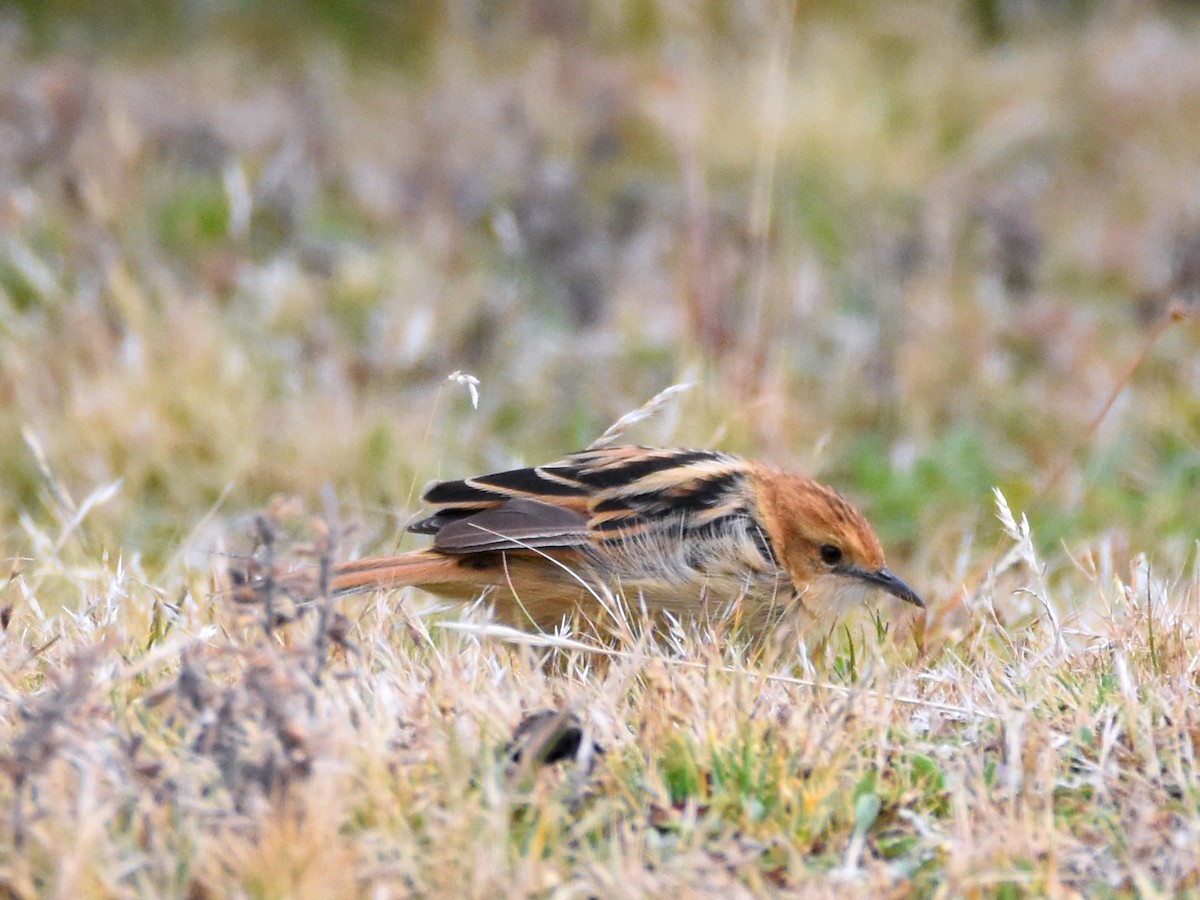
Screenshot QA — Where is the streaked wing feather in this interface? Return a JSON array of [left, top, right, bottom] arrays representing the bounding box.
[[578, 450, 753, 541], [565, 449, 719, 489], [431, 498, 591, 553], [412, 447, 766, 563], [423, 466, 589, 505], [413, 462, 592, 535]]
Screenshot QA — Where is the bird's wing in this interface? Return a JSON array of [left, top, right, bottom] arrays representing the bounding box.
[[567, 447, 756, 543], [429, 498, 591, 552], [410, 457, 594, 553], [411, 447, 769, 559]]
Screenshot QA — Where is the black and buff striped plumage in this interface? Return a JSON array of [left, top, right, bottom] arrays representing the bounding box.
[[241, 447, 923, 638]]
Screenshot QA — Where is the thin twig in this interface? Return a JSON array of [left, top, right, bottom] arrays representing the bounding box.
[[256, 515, 277, 640], [1035, 305, 1189, 504], [958, 304, 1189, 602], [310, 485, 341, 686]]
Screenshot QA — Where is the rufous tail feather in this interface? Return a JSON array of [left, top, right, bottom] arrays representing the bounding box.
[[326, 550, 472, 596], [232, 549, 479, 605]]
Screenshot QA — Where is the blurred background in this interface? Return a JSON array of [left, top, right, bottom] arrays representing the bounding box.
[[1, 0, 1198, 596]]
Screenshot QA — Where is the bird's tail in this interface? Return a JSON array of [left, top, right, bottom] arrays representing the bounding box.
[[230, 549, 480, 605], [325, 551, 474, 596]]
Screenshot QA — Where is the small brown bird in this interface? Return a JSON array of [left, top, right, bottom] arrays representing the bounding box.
[[244, 446, 923, 638]]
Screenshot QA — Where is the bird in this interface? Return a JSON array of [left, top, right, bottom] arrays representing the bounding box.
[[235, 446, 923, 640]]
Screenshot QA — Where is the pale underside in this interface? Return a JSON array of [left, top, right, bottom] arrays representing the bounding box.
[[404, 501, 870, 639], [422, 514, 794, 632]]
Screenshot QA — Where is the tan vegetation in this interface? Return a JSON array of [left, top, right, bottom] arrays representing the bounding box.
[[1, 2, 1198, 895]]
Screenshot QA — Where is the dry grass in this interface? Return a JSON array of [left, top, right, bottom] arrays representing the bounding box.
[[2, 2, 1199, 895], [2, 496, 1198, 896]]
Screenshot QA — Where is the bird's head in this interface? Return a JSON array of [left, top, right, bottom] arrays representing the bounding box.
[[751, 468, 923, 622]]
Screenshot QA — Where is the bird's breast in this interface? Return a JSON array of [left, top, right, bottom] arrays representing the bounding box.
[[585, 515, 787, 609]]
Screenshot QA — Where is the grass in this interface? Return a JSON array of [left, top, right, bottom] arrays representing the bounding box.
[[2, 524, 1196, 895], [2, 1, 1200, 895]]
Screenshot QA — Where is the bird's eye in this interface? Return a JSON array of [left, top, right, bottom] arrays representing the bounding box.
[[819, 544, 843, 566]]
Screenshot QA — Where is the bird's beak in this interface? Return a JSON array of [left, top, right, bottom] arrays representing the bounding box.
[[853, 567, 924, 608]]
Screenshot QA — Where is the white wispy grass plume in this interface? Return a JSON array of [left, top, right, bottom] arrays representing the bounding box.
[[586, 382, 695, 450]]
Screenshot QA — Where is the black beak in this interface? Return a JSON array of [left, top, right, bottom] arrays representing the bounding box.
[[853, 567, 924, 608]]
